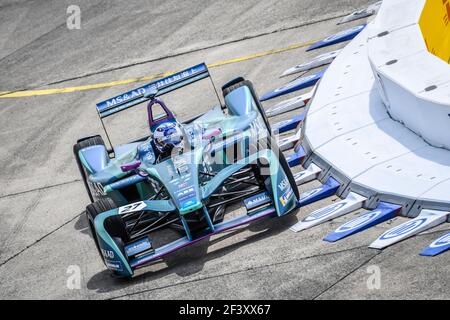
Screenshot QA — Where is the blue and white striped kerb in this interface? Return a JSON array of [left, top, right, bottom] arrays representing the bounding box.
[[324, 202, 400, 242], [306, 24, 366, 51], [420, 232, 450, 256]]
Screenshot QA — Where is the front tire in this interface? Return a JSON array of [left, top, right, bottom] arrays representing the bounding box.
[[73, 135, 105, 202], [86, 198, 129, 275]]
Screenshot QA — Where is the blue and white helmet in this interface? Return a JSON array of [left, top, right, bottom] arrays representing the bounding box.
[[153, 122, 184, 153]]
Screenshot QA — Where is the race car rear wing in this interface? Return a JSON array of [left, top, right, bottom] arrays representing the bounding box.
[[96, 63, 211, 118]]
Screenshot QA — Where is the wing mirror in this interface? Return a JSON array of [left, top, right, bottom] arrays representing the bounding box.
[[120, 160, 141, 173]]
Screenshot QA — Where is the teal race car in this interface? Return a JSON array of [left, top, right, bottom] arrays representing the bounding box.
[[73, 63, 301, 278]]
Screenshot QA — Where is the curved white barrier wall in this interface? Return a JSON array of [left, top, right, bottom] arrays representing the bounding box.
[[304, 0, 450, 213], [368, 0, 450, 150]]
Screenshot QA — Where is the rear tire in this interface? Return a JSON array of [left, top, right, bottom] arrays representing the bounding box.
[[222, 78, 272, 133], [73, 135, 106, 202]]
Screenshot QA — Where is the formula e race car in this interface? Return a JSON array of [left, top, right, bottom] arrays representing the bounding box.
[[74, 63, 300, 278]]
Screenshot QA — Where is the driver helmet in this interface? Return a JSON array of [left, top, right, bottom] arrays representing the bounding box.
[[153, 122, 184, 153]]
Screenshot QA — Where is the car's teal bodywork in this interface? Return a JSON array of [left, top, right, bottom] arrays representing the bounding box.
[[76, 64, 300, 277]]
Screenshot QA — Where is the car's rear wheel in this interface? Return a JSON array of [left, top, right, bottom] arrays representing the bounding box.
[[222, 78, 272, 133], [73, 135, 105, 202]]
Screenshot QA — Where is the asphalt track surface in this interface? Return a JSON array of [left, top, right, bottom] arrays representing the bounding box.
[[0, 0, 449, 299]]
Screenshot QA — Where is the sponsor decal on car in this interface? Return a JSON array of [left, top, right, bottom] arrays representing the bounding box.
[[105, 88, 146, 109], [180, 199, 197, 209], [279, 187, 294, 207], [125, 237, 152, 257], [98, 64, 207, 111], [176, 187, 195, 201], [105, 259, 123, 272], [278, 178, 289, 191], [101, 249, 114, 259], [118, 201, 147, 214], [245, 192, 271, 210]]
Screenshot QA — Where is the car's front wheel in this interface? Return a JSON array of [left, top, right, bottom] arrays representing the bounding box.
[[86, 198, 129, 276], [73, 135, 106, 202]]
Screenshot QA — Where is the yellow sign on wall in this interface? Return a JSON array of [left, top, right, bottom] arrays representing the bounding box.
[[419, 0, 450, 63]]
